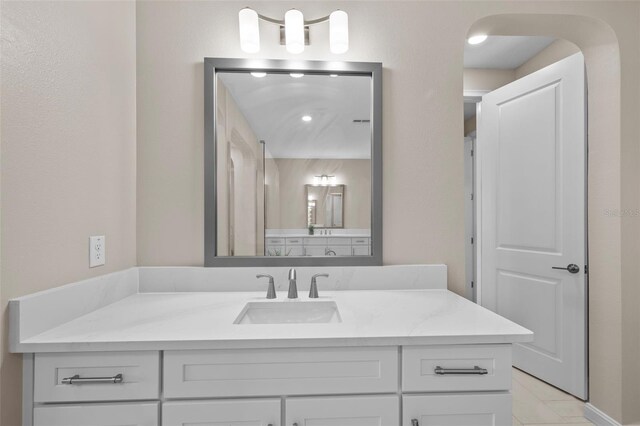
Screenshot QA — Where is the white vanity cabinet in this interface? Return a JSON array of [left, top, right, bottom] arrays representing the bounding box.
[[266, 235, 370, 256], [27, 344, 513, 426]]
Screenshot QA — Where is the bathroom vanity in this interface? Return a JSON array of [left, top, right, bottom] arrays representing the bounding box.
[[10, 265, 532, 426]]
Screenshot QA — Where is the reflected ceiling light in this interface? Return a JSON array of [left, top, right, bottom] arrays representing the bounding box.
[[330, 74, 339, 78], [250, 72, 267, 78], [329, 11, 349, 54], [290, 73, 304, 78], [237, 8, 349, 55], [238, 8, 260, 53], [302, 115, 312, 122], [467, 34, 488, 45]]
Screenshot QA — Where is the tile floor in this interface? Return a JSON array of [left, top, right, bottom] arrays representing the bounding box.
[[512, 367, 594, 426]]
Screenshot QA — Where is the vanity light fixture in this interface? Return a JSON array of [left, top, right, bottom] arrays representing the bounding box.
[[302, 115, 312, 122], [250, 72, 267, 78], [238, 7, 349, 55], [313, 175, 336, 186], [290, 72, 304, 78], [467, 34, 488, 45]]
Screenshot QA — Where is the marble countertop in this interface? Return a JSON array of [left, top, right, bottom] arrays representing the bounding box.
[[14, 290, 533, 353]]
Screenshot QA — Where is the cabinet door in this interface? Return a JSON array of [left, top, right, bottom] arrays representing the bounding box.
[[163, 399, 280, 426], [403, 393, 511, 426], [286, 395, 399, 426], [33, 402, 158, 426], [352, 245, 370, 256]]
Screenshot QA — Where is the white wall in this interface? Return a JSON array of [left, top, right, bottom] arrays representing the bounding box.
[[0, 1, 137, 424]]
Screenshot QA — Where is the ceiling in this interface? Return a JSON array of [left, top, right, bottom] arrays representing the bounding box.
[[464, 35, 557, 119], [464, 36, 556, 69], [218, 72, 372, 159]]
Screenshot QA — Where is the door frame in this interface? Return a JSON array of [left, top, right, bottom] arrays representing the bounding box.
[[463, 90, 488, 303]]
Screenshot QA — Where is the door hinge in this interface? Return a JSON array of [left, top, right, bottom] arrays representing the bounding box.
[[471, 281, 474, 288], [471, 237, 474, 244], [585, 265, 589, 274], [471, 193, 474, 201], [471, 149, 474, 157]]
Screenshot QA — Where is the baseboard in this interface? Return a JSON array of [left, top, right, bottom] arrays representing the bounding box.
[[585, 403, 621, 426]]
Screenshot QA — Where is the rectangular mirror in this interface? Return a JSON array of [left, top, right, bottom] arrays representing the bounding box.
[[205, 58, 381, 266]]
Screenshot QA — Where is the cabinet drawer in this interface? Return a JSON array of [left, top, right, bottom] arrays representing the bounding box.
[[285, 237, 303, 245], [351, 237, 370, 245], [286, 395, 399, 426], [163, 399, 280, 426], [304, 237, 327, 245], [33, 402, 159, 426], [402, 345, 511, 392], [327, 237, 351, 245], [164, 346, 398, 398], [266, 237, 285, 245], [403, 393, 511, 426], [34, 351, 160, 402]]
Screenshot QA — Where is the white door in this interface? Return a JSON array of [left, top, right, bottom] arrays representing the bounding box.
[[286, 395, 399, 426], [403, 394, 511, 426], [163, 399, 280, 426], [479, 53, 587, 398]]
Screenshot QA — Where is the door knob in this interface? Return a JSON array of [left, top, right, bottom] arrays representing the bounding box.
[[552, 264, 580, 274]]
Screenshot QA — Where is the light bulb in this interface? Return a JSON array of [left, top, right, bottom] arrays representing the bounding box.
[[302, 115, 312, 122], [467, 34, 488, 45], [250, 72, 266, 78], [329, 10, 349, 54], [238, 8, 260, 53], [290, 73, 304, 78], [285, 9, 305, 54]]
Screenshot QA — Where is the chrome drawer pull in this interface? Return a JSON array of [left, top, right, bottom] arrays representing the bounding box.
[[411, 420, 419, 426], [434, 366, 488, 375], [61, 373, 124, 385]]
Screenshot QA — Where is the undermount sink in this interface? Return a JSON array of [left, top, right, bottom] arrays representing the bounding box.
[[234, 301, 342, 325]]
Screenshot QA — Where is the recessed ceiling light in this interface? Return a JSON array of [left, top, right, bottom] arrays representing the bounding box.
[[250, 72, 267, 78], [329, 74, 338, 78], [290, 73, 304, 78], [467, 34, 488, 45], [302, 115, 312, 122]]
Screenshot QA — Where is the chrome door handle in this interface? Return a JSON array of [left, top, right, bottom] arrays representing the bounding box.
[[411, 420, 419, 426], [552, 264, 580, 274], [61, 373, 123, 385], [434, 366, 488, 375]]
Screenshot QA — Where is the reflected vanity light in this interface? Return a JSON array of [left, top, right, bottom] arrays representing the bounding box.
[[302, 115, 312, 122], [313, 175, 337, 186], [290, 72, 304, 78], [467, 34, 488, 45], [329, 74, 339, 78], [250, 72, 267, 78], [238, 8, 349, 55]]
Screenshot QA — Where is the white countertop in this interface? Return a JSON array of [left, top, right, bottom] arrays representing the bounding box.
[[14, 290, 533, 353], [266, 234, 370, 238]]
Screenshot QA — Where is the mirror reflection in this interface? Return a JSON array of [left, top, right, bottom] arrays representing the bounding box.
[[215, 71, 372, 257]]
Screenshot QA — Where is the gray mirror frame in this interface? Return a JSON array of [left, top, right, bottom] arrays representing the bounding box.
[[204, 57, 382, 267]]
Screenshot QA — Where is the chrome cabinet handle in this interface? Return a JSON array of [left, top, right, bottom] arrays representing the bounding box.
[[552, 264, 580, 274], [434, 366, 488, 375], [411, 420, 419, 426], [62, 373, 123, 385]]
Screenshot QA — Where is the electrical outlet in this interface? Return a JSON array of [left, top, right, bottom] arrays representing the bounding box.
[[89, 235, 105, 268]]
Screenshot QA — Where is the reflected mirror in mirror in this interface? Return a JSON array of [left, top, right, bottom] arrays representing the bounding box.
[[215, 71, 372, 257]]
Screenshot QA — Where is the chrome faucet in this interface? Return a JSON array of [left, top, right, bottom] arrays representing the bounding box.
[[309, 273, 329, 298], [287, 268, 298, 299], [325, 248, 337, 256], [256, 274, 276, 299]]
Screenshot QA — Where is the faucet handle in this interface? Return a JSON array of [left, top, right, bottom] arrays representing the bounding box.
[[309, 273, 329, 298], [256, 274, 276, 299]]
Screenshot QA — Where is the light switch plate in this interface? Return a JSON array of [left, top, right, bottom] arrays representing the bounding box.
[[89, 235, 105, 268]]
